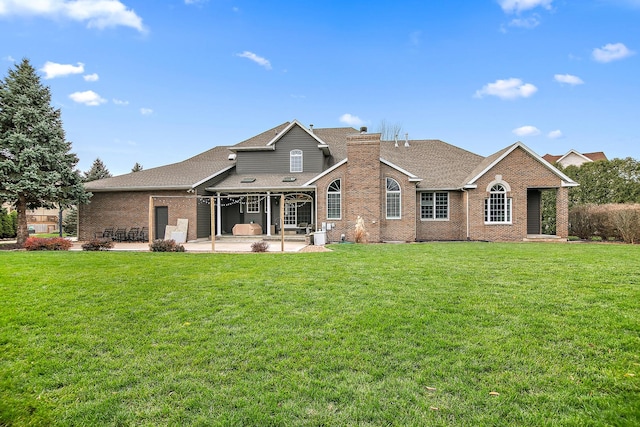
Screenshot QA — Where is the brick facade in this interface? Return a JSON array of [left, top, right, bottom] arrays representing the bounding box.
[[79, 190, 199, 241], [466, 147, 568, 241], [416, 191, 466, 241]]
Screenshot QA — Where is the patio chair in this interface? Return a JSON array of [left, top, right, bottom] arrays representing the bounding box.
[[96, 227, 114, 239], [139, 226, 149, 242], [127, 227, 140, 241], [114, 228, 127, 242]]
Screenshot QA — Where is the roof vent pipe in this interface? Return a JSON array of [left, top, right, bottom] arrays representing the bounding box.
[[394, 134, 399, 148], [309, 124, 314, 133], [404, 133, 410, 147], [360, 126, 367, 134]]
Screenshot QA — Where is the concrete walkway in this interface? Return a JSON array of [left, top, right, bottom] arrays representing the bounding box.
[[71, 239, 309, 253]]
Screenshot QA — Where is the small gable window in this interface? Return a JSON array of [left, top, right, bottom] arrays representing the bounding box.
[[485, 184, 512, 224], [290, 149, 303, 173], [327, 179, 341, 220], [386, 177, 401, 219]]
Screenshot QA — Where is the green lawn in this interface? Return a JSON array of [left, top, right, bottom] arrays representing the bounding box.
[[1, 243, 638, 426]]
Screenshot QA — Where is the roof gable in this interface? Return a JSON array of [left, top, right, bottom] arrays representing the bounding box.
[[465, 142, 578, 188]]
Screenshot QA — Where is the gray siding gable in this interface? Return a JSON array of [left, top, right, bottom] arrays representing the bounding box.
[[236, 124, 325, 174]]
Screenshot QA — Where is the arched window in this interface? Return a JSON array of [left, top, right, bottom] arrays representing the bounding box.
[[327, 179, 341, 219], [485, 183, 512, 223], [386, 177, 401, 219], [290, 149, 303, 173]]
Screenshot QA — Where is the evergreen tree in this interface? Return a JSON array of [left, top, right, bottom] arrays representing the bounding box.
[[131, 162, 143, 172], [0, 59, 89, 246], [84, 157, 112, 182], [62, 206, 78, 236]]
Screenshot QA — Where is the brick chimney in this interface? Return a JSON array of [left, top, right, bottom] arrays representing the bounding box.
[[345, 132, 382, 242]]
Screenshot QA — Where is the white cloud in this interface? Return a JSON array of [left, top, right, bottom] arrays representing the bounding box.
[[235, 51, 272, 70], [508, 15, 540, 28], [83, 73, 99, 82], [554, 73, 584, 85], [592, 42, 635, 63], [547, 130, 563, 139], [41, 61, 84, 79], [5, 55, 15, 62], [113, 98, 129, 105], [339, 113, 365, 127], [0, 0, 146, 33], [184, 0, 207, 4], [140, 108, 153, 115], [474, 78, 538, 100], [513, 125, 541, 137], [69, 90, 107, 106], [499, 0, 553, 14]]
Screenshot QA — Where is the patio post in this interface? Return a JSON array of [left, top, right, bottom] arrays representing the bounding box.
[[211, 195, 215, 252], [281, 194, 285, 252]]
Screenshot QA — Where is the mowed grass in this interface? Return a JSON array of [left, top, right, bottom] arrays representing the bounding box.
[[1, 243, 639, 426]]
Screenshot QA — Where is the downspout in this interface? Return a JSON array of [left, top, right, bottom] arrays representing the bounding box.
[[462, 188, 470, 240]]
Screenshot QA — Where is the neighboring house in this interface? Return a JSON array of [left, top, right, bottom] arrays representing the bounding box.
[[79, 120, 578, 243], [2, 203, 61, 234], [543, 150, 608, 168]]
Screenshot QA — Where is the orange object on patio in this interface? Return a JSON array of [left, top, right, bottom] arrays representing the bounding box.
[[232, 223, 263, 235]]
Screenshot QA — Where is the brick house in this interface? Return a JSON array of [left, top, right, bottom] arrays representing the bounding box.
[[80, 120, 577, 243]]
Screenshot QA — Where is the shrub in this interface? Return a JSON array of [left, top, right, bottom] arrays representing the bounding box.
[[81, 238, 114, 251], [613, 206, 640, 244], [251, 240, 269, 252], [570, 203, 640, 243], [0, 208, 17, 238], [149, 239, 185, 252], [24, 237, 72, 251]]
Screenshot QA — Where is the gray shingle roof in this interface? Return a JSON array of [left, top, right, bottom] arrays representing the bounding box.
[[210, 172, 321, 192], [85, 120, 520, 192], [380, 140, 484, 189], [85, 146, 234, 191]]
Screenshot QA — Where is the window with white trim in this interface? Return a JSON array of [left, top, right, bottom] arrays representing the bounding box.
[[290, 149, 303, 173], [327, 179, 341, 220], [421, 192, 449, 220], [386, 177, 401, 219], [246, 195, 260, 213], [484, 184, 512, 223]]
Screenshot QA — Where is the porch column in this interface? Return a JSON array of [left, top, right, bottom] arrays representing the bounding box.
[[266, 191, 272, 236], [216, 192, 222, 237], [556, 187, 569, 238]]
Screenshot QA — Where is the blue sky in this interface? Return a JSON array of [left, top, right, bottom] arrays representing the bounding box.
[[1, 0, 638, 175]]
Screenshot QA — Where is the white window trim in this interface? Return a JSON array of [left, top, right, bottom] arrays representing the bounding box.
[[290, 149, 303, 173], [246, 195, 260, 213], [386, 177, 401, 219], [327, 179, 341, 220], [420, 192, 449, 221], [484, 184, 512, 225]]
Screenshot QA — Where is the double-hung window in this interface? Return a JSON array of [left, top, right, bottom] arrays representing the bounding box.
[[421, 192, 449, 220], [327, 179, 341, 220], [386, 178, 401, 219], [246, 195, 260, 213], [484, 184, 512, 223], [290, 149, 303, 173]]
